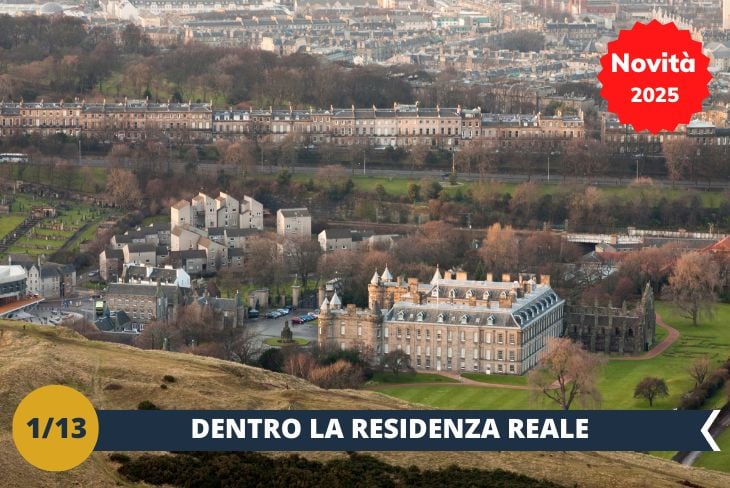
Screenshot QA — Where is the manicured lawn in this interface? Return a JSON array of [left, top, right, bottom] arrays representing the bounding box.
[[461, 373, 528, 386], [694, 427, 730, 472], [377, 302, 730, 411], [368, 372, 457, 385], [380, 385, 549, 410]]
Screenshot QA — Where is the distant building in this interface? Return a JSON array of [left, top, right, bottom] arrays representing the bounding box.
[[9, 255, 75, 299], [105, 282, 187, 325], [171, 192, 263, 231], [318, 267, 564, 375], [277, 208, 311, 238], [120, 263, 190, 288], [122, 243, 157, 267], [169, 250, 208, 276], [100, 248, 124, 282], [479, 111, 585, 150]]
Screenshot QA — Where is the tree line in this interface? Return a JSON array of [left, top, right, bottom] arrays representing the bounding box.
[[0, 16, 495, 110]]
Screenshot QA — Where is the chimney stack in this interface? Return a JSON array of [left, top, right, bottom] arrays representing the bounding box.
[[540, 274, 551, 287], [501, 273, 511, 283]]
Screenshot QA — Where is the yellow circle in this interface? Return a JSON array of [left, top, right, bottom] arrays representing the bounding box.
[[12, 385, 99, 471]]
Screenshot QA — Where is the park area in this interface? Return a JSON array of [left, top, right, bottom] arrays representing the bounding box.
[[0, 193, 114, 259], [372, 301, 730, 470]]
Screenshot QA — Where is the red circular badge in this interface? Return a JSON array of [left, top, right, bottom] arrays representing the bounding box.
[[598, 20, 712, 134]]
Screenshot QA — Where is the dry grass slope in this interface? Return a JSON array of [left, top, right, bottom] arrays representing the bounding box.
[[1, 321, 728, 488]]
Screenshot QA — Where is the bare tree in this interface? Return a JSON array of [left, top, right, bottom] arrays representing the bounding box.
[[223, 141, 256, 178], [689, 356, 711, 387], [286, 237, 322, 289], [105, 168, 142, 209], [561, 139, 609, 179], [408, 144, 429, 173], [479, 223, 519, 275], [381, 349, 413, 376], [633, 377, 668, 407], [662, 138, 697, 182], [228, 326, 262, 365], [667, 252, 721, 326], [244, 235, 287, 297], [528, 337, 606, 410]]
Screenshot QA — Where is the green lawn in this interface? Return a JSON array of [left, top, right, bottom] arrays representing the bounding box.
[[694, 427, 730, 472], [0, 214, 26, 239], [0, 195, 111, 258], [380, 384, 545, 410], [303, 173, 725, 207], [377, 302, 730, 412], [461, 373, 528, 386], [0, 163, 107, 193], [368, 372, 457, 385]]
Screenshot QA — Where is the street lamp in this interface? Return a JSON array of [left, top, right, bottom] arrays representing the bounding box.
[[547, 151, 559, 182], [633, 153, 643, 182]]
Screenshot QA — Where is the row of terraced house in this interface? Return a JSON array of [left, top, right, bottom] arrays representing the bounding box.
[[0, 99, 584, 150]]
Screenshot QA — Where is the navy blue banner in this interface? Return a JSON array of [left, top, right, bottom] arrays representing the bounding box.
[[94, 410, 720, 452]]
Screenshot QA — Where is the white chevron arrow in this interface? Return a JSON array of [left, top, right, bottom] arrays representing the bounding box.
[[701, 410, 721, 452]]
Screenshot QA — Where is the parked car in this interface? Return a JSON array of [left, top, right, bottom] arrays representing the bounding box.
[[279, 307, 291, 314], [265, 311, 281, 319], [291, 316, 305, 325], [248, 309, 259, 319]]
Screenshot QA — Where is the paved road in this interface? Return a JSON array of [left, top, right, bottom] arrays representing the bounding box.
[[44, 158, 730, 190], [249, 309, 318, 347]]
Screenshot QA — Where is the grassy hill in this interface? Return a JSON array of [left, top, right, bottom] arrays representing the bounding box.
[[2, 321, 730, 488]]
